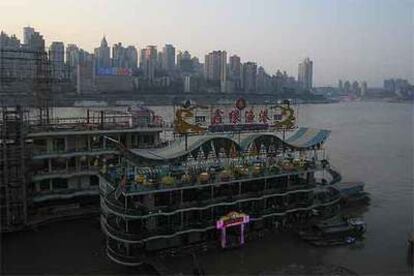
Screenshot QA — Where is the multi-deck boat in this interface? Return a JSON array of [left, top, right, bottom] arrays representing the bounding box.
[[97, 99, 342, 266]]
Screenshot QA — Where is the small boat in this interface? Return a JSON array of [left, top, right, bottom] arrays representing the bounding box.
[[332, 181, 370, 206], [298, 216, 366, 246]]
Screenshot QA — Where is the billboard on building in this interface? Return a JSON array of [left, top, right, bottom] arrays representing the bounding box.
[[96, 67, 132, 76]]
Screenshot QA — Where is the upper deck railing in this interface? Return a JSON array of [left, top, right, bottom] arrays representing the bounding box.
[[101, 158, 328, 196]]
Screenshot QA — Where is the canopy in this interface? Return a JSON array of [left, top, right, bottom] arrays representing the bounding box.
[[128, 128, 330, 161]]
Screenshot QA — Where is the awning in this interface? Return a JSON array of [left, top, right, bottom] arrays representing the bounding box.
[[285, 127, 331, 148]]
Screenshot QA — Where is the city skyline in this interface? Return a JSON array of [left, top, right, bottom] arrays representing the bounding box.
[[1, 0, 412, 87]]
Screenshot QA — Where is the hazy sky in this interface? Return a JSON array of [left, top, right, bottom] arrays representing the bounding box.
[[1, 0, 413, 86]]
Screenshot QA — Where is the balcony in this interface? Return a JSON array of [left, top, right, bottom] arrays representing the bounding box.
[[101, 160, 322, 196], [32, 186, 99, 203], [101, 192, 340, 244], [101, 184, 316, 218]]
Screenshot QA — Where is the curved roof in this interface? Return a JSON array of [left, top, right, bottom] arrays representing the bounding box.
[[129, 133, 239, 161], [128, 127, 330, 161]]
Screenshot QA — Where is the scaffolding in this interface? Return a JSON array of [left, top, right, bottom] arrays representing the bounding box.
[[0, 105, 29, 232], [0, 44, 53, 232]]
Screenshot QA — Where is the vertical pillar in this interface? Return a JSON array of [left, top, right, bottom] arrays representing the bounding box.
[[64, 136, 68, 152], [221, 228, 226, 248], [240, 224, 245, 245], [48, 158, 52, 173]]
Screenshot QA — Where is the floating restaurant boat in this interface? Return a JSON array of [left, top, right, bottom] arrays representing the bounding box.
[[98, 98, 343, 266]]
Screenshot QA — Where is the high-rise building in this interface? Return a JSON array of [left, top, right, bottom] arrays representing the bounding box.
[[125, 46, 138, 69], [0, 31, 20, 48], [184, 75, 191, 93], [177, 51, 193, 72], [191, 57, 203, 75], [161, 44, 175, 72], [343, 80, 351, 93], [242, 62, 257, 93], [112, 42, 127, 68], [229, 55, 242, 90], [140, 45, 157, 81], [49, 42, 65, 80], [23, 26, 35, 45], [257, 66, 272, 93], [298, 57, 313, 90], [27, 31, 45, 52], [360, 81, 368, 97], [66, 44, 94, 82], [66, 44, 79, 68], [204, 50, 227, 92], [338, 79, 343, 91], [352, 81, 360, 95], [94, 36, 111, 69]]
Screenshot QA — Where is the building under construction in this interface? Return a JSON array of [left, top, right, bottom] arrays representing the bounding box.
[[0, 105, 29, 232], [0, 42, 168, 232]]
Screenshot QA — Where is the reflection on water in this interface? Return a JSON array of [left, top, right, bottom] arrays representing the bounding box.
[[3, 102, 413, 275]]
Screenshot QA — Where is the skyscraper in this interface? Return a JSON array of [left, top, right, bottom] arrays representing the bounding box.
[[140, 46, 157, 81], [23, 26, 35, 45], [338, 79, 343, 91], [27, 31, 45, 51], [49, 42, 65, 80], [242, 62, 257, 93], [360, 81, 368, 97], [94, 36, 111, 69], [125, 46, 138, 69], [112, 42, 127, 68], [257, 66, 272, 93], [161, 44, 175, 72], [177, 51, 193, 72], [66, 44, 79, 67], [229, 55, 242, 90], [204, 50, 227, 92], [298, 57, 313, 90]]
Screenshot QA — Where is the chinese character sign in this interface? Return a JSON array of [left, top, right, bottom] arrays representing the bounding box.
[[229, 109, 241, 124], [259, 109, 270, 123]]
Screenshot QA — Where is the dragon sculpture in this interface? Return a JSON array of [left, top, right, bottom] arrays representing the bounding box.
[[174, 105, 207, 134], [271, 104, 296, 129]]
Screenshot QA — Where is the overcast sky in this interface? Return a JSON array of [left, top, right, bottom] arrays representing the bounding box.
[[1, 0, 412, 87]]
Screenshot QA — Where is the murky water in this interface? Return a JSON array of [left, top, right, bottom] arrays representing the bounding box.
[[3, 102, 413, 275]]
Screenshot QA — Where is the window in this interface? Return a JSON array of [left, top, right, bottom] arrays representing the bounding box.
[[52, 178, 68, 190], [39, 180, 50, 191], [90, 175, 99, 186]]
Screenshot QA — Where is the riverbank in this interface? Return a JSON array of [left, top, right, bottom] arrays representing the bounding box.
[[0, 92, 334, 107]]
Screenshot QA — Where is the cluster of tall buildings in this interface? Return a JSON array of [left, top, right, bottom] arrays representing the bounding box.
[[338, 79, 368, 97], [1, 26, 315, 95]]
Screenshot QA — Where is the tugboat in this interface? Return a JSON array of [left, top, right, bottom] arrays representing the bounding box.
[[298, 216, 366, 246]]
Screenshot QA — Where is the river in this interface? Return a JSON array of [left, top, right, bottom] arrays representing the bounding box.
[[2, 102, 413, 275]]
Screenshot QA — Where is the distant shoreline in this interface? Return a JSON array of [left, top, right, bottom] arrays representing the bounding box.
[[0, 92, 336, 107], [2, 92, 410, 107]]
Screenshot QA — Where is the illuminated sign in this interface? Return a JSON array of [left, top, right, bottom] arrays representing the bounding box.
[[96, 67, 132, 76], [216, 211, 250, 229]]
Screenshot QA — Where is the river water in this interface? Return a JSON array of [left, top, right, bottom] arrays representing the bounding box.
[[2, 102, 413, 275]]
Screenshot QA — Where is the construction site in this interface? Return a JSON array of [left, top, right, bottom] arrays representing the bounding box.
[[0, 46, 167, 233]]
